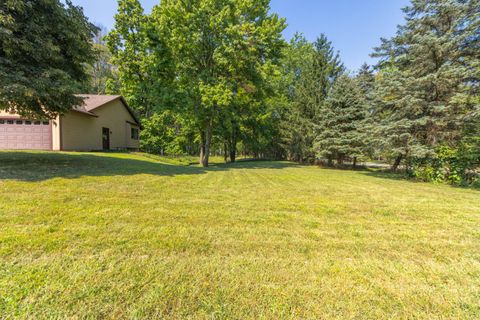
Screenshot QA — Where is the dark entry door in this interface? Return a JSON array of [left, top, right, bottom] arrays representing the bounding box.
[[102, 127, 110, 150]]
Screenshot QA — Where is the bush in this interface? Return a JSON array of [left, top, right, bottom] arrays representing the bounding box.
[[140, 111, 190, 156], [411, 145, 478, 187]]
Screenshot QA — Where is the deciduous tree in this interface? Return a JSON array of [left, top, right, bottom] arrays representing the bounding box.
[[0, 0, 97, 118], [153, 0, 286, 167]]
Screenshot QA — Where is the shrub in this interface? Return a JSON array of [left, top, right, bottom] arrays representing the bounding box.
[[411, 145, 478, 187], [140, 111, 190, 156]]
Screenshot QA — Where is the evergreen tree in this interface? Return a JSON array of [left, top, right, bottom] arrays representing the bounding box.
[[280, 34, 344, 163], [0, 0, 97, 118], [372, 0, 479, 170], [314, 75, 369, 167], [355, 63, 376, 159], [356, 63, 375, 98]]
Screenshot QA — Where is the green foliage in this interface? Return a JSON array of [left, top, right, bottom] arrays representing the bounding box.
[[411, 146, 463, 184], [278, 34, 345, 163], [84, 26, 114, 94], [314, 75, 369, 165], [151, 0, 286, 166], [101, 0, 480, 188], [0, 0, 97, 118], [412, 113, 480, 186], [372, 0, 479, 169], [106, 0, 176, 118], [140, 111, 192, 156]]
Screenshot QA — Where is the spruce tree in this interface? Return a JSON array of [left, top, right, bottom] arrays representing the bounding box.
[[356, 63, 375, 99], [281, 34, 344, 163], [372, 0, 479, 170], [314, 75, 369, 166]]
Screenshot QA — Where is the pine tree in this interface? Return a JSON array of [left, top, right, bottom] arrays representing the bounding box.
[[281, 34, 344, 163], [356, 63, 375, 98], [355, 63, 376, 160], [314, 75, 369, 167], [372, 0, 479, 170]]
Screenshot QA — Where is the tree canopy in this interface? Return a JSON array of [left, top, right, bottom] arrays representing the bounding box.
[[1, 0, 478, 185], [0, 0, 97, 118]]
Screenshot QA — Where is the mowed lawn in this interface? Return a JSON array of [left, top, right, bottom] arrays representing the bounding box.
[[0, 152, 479, 319]]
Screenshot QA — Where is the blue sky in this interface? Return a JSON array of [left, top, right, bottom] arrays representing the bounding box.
[[71, 0, 410, 71]]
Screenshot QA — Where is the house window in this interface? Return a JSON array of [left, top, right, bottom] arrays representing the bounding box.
[[42, 121, 49, 125], [16, 120, 23, 125], [7, 120, 14, 124], [25, 120, 32, 125], [0, 120, 4, 124], [34, 121, 41, 125], [131, 127, 139, 140]]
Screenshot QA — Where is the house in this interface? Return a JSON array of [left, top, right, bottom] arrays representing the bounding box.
[[0, 95, 141, 151]]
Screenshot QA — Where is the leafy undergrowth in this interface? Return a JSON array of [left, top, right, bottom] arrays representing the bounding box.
[[0, 151, 479, 319]]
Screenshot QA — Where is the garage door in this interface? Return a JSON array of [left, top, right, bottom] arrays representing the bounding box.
[[0, 119, 52, 150]]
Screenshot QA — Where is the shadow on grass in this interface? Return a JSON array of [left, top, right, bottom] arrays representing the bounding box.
[[359, 168, 480, 190], [0, 151, 297, 182]]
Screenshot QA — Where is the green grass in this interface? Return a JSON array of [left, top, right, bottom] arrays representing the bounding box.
[[0, 151, 479, 319]]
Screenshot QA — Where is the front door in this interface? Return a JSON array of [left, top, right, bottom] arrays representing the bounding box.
[[102, 127, 110, 150]]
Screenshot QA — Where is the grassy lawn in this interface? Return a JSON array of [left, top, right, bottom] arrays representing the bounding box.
[[0, 152, 479, 319]]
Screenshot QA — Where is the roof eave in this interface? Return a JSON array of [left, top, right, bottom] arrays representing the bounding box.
[[72, 109, 99, 117], [81, 95, 142, 129]]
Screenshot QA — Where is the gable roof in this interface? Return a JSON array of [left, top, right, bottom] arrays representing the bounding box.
[[73, 94, 141, 127]]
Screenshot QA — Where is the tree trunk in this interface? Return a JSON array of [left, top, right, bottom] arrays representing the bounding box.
[[229, 121, 237, 163], [353, 156, 357, 169], [199, 131, 206, 166], [229, 134, 237, 164], [337, 155, 344, 165], [391, 154, 403, 172], [230, 147, 236, 163], [327, 156, 333, 167], [224, 141, 228, 163], [201, 122, 212, 167]]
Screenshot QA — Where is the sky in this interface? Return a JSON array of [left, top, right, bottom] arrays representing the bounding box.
[[70, 0, 410, 71]]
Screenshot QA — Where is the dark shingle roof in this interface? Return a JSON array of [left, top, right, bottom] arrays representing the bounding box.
[[75, 95, 122, 113], [73, 95, 141, 127]]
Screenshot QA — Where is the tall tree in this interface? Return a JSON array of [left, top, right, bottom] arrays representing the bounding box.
[[372, 0, 479, 170], [356, 63, 375, 98], [0, 0, 97, 118], [107, 0, 175, 118], [153, 0, 286, 167], [314, 75, 369, 167], [280, 34, 344, 163], [85, 25, 114, 95]]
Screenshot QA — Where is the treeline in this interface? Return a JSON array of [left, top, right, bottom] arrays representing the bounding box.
[[97, 0, 479, 185]]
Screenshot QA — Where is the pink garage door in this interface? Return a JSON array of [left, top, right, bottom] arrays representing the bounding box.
[[0, 119, 52, 150]]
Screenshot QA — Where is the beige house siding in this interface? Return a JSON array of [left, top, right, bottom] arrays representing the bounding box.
[[52, 116, 61, 151], [1, 97, 140, 151], [61, 99, 140, 151], [0, 111, 20, 118], [125, 122, 140, 149]]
